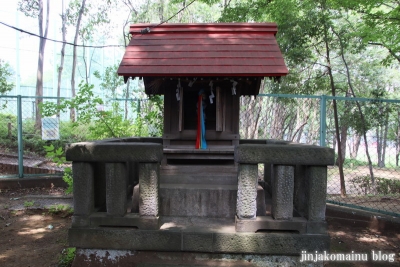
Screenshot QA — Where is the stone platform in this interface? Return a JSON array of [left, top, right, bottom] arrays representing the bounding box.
[[69, 216, 329, 254]]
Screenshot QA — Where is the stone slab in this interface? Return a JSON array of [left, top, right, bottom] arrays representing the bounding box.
[[235, 144, 334, 165], [90, 213, 160, 230], [69, 228, 181, 251], [159, 184, 237, 217], [72, 250, 323, 267], [66, 142, 163, 162], [69, 227, 329, 254], [235, 216, 307, 233]]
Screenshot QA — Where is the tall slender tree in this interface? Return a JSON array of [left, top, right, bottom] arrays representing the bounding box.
[[18, 0, 50, 132]]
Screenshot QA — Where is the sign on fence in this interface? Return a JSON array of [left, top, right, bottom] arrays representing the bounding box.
[[41, 117, 60, 140]]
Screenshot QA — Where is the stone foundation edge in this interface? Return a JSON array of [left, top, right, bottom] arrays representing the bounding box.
[[72, 250, 325, 267], [69, 228, 329, 255]]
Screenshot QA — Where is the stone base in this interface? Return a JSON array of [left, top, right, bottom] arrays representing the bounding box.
[[72, 250, 325, 267], [72, 213, 160, 230], [235, 216, 307, 233], [69, 226, 329, 254]]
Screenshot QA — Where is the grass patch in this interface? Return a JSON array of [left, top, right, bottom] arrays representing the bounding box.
[[48, 204, 73, 216], [58, 247, 76, 267], [23, 201, 35, 207]]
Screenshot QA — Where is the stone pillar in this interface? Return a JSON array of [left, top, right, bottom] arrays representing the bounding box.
[[139, 163, 159, 217], [72, 162, 94, 227], [293, 165, 306, 215], [306, 166, 327, 221], [105, 162, 127, 217], [272, 165, 294, 220], [236, 164, 258, 219]]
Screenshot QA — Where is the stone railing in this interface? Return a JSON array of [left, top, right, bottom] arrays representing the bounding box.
[[66, 137, 163, 230], [235, 140, 334, 234]]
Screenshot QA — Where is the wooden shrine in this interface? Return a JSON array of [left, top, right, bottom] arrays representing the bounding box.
[[67, 23, 333, 264], [118, 23, 288, 163]]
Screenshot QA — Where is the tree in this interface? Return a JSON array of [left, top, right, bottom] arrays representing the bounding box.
[[0, 60, 14, 94], [18, 0, 50, 132], [66, 0, 112, 121], [333, 0, 400, 64]]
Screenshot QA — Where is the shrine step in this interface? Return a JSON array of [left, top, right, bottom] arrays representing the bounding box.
[[163, 146, 235, 162]]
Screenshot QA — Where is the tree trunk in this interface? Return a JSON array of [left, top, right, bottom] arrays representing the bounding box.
[[335, 124, 348, 166], [70, 0, 86, 122], [35, 0, 50, 133], [324, 26, 346, 197], [380, 105, 389, 167], [56, 0, 66, 117], [332, 27, 375, 191], [349, 133, 361, 159]]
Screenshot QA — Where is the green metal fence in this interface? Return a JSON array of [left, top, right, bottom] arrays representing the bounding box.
[[1, 94, 399, 217]]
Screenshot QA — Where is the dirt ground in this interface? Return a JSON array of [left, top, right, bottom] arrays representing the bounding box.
[[0, 188, 72, 267], [0, 187, 399, 267]]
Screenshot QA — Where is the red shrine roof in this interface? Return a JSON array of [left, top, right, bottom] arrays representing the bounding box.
[[117, 23, 288, 79]]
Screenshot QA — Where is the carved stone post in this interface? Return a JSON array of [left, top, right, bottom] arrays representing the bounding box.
[[139, 163, 159, 217], [272, 165, 294, 220], [236, 164, 258, 219]]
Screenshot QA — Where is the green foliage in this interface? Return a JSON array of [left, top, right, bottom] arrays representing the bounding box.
[[350, 175, 400, 195], [44, 144, 73, 194], [63, 167, 73, 194], [0, 59, 14, 94], [24, 201, 35, 207], [44, 144, 66, 165], [58, 247, 76, 267], [48, 204, 73, 215]]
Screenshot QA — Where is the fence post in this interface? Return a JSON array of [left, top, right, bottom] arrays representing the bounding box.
[[319, 95, 327, 147], [17, 95, 24, 178]]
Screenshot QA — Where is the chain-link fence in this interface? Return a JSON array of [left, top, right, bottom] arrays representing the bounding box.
[[239, 94, 400, 217], [1, 94, 399, 217], [0, 95, 159, 178]]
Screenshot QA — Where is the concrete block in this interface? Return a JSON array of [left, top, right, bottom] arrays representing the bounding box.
[[272, 165, 294, 220], [236, 164, 258, 219], [235, 216, 307, 233], [139, 163, 159, 217], [306, 166, 328, 221], [235, 144, 335, 165], [72, 162, 94, 216], [105, 163, 128, 217]]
